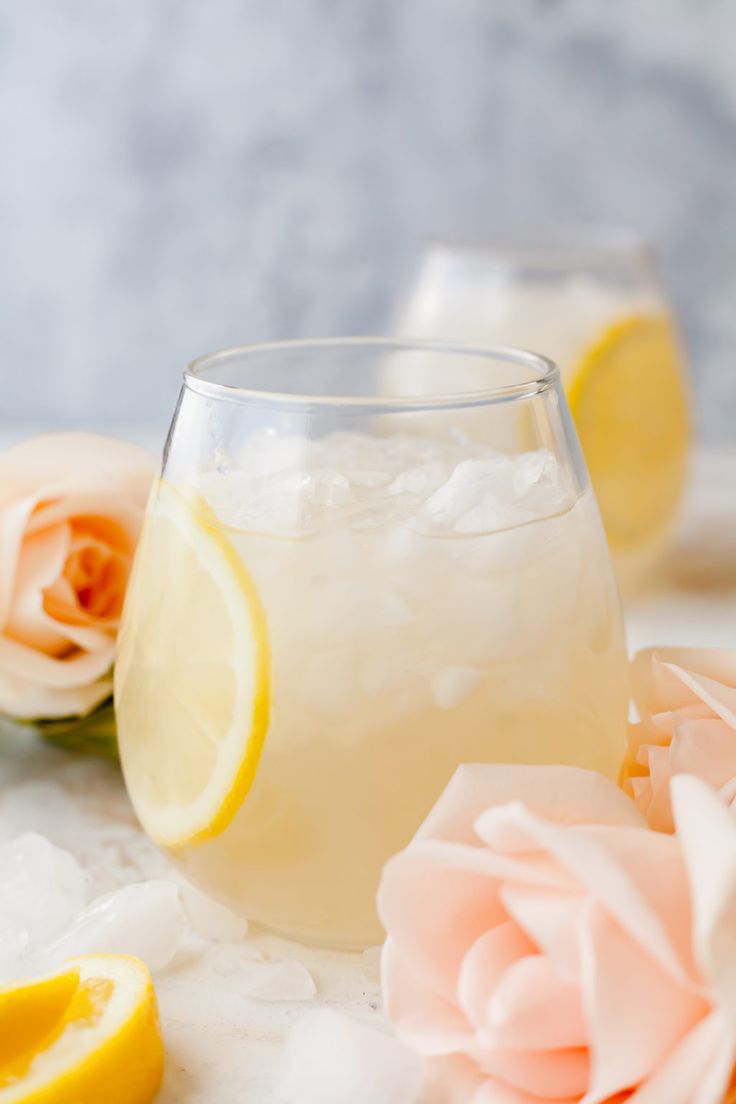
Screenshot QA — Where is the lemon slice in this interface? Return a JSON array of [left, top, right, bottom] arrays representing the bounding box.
[[0, 955, 163, 1104], [567, 314, 689, 562], [114, 481, 270, 848]]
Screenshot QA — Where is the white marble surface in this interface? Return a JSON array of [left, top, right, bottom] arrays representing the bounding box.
[[0, 732, 385, 1103], [0, 449, 734, 1102]]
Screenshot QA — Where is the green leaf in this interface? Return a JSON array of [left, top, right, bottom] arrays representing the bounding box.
[[5, 699, 120, 761]]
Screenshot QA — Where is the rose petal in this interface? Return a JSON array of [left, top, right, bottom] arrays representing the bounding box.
[[633, 649, 736, 718], [379, 843, 507, 1002], [473, 1082, 577, 1104], [0, 668, 112, 719], [0, 496, 38, 626], [499, 885, 584, 982], [45, 530, 130, 628], [416, 766, 646, 847], [4, 525, 71, 652], [457, 923, 535, 1030], [672, 775, 736, 1027], [659, 665, 736, 730], [0, 435, 155, 718], [475, 1044, 589, 1100], [27, 499, 142, 545], [423, 1054, 487, 1104], [640, 744, 679, 833], [0, 636, 114, 690], [667, 720, 736, 805], [380, 837, 579, 1001], [475, 807, 695, 986], [629, 776, 653, 810], [580, 902, 709, 1103], [0, 434, 156, 506], [487, 954, 587, 1051], [627, 1011, 734, 1104], [381, 937, 474, 1054], [0, 437, 153, 629]]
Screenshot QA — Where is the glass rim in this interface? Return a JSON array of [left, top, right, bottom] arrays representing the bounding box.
[[421, 226, 655, 267], [184, 337, 560, 412]]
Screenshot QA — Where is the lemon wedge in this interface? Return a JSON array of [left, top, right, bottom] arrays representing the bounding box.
[[0, 969, 80, 1069], [0, 955, 163, 1104], [567, 314, 689, 570], [115, 480, 270, 848]]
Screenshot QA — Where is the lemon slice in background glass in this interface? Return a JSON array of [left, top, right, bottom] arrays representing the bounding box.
[[567, 314, 690, 589], [114, 481, 270, 849], [0, 955, 163, 1104]]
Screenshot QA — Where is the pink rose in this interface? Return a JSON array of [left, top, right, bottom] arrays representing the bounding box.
[[0, 434, 155, 719], [379, 765, 736, 1104], [624, 648, 736, 832]]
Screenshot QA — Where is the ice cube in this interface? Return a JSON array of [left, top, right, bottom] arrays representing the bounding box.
[[388, 462, 448, 500], [0, 834, 89, 977], [235, 429, 308, 477], [421, 457, 511, 529], [240, 960, 317, 1002], [34, 880, 183, 975], [512, 449, 557, 493], [431, 666, 484, 710], [278, 1009, 423, 1104], [180, 885, 249, 942]]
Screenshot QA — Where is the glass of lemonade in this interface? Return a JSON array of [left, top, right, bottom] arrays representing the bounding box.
[[115, 339, 628, 948], [396, 235, 690, 591]]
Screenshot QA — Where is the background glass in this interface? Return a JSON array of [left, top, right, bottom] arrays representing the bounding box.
[[116, 339, 628, 947], [396, 236, 691, 592]]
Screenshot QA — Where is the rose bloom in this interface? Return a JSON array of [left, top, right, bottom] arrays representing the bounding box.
[[624, 648, 736, 833], [0, 434, 155, 719], [379, 765, 736, 1104]]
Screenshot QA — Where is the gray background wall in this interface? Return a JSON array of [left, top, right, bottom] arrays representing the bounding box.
[[1, 0, 735, 441]]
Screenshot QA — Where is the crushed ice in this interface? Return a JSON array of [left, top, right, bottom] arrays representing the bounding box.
[[33, 881, 183, 974], [0, 829, 256, 982], [0, 826, 325, 1017], [199, 429, 572, 539], [278, 1008, 423, 1104], [0, 833, 89, 979]]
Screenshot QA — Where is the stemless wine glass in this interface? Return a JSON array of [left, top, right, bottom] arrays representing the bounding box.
[[395, 234, 691, 592], [115, 338, 628, 948]]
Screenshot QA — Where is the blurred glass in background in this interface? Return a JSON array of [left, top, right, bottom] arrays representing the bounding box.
[[395, 236, 690, 591]]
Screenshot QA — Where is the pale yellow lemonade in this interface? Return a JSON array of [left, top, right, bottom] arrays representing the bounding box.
[[116, 429, 628, 947]]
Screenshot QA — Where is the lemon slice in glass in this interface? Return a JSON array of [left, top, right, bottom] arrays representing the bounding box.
[[114, 481, 270, 848], [567, 314, 689, 575], [0, 955, 163, 1104]]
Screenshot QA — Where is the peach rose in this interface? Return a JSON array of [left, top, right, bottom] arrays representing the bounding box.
[[379, 765, 736, 1104], [0, 434, 155, 720], [624, 648, 736, 833]]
